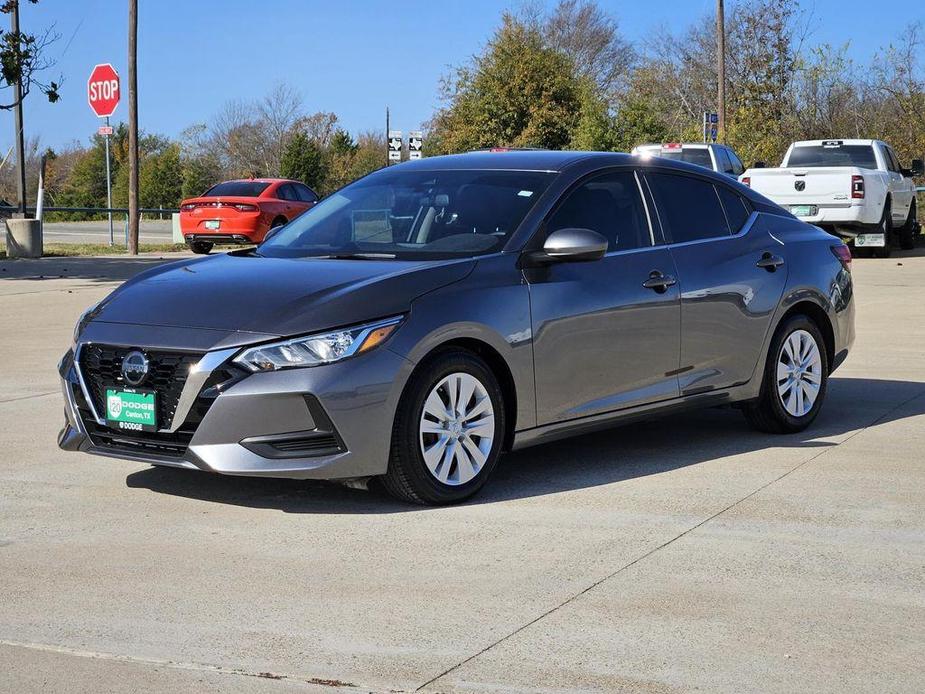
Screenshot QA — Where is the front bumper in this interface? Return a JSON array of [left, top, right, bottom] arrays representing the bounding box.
[[59, 328, 413, 480]]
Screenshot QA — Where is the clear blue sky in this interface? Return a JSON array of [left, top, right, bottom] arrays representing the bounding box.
[[2, 0, 923, 153]]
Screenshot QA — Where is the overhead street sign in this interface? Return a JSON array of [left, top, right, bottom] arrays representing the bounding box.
[[88, 63, 121, 118], [388, 130, 402, 162], [409, 131, 423, 160]]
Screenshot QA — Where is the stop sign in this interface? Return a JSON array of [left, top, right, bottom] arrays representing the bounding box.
[[87, 63, 120, 118]]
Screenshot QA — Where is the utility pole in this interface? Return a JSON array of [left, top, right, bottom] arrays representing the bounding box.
[[385, 106, 390, 167], [716, 0, 726, 144], [127, 0, 139, 254], [10, 1, 27, 216]]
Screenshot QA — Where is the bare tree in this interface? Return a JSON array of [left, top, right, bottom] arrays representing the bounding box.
[[257, 83, 303, 175], [540, 0, 635, 101], [518, 0, 634, 104]]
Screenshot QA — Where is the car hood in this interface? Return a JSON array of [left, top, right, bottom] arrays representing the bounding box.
[[93, 252, 476, 336]]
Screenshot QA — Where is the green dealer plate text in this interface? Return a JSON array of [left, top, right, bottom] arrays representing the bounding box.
[[105, 388, 157, 432]]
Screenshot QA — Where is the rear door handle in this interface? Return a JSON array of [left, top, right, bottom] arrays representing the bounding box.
[[642, 271, 678, 293], [757, 253, 785, 271]]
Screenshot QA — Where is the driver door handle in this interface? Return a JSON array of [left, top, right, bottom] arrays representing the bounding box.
[[757, 252, 785, 271], [642, 271, 677, 293]]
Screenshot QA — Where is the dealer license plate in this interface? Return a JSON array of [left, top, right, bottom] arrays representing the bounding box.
[[105, 388, 157, 432], [790, 205, 817, 217], [854, 233, 886, 248], [204, 220, 220, 230]]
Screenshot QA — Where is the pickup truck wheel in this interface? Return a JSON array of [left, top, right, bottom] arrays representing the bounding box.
[[899, 201, 917, 251], [874, 202, 893, 258]]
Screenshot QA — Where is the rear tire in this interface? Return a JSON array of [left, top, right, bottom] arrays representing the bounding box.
[[899, 201, 917, 251], [743, 315, 829, 434], [874, 201, 892, 258], [380, 349, 506, 505], [189, 241, 213, 255]]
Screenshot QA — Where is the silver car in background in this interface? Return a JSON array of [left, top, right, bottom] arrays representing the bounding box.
[[59, 151, 855, 505]]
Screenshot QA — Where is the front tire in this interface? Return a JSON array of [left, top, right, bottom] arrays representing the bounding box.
[[381, 350, 505, 505], [743, 315, 829, 434]]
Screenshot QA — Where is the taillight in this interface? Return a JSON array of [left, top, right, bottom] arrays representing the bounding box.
[[741, 176, 751, 187], [851, 175, 864, 199], [180, 203, 197, 212], [233, 203, 258, 212], [831, 244, 852, 270]]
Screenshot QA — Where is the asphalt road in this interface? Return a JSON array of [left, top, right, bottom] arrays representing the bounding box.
[[1, 250, 923, 693], [30, 219, 174, 245]]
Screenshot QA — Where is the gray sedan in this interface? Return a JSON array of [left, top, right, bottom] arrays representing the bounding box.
[[59, 151, 855, 504]]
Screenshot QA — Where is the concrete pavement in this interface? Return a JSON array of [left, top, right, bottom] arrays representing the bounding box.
[[0, 249, 923, 693]]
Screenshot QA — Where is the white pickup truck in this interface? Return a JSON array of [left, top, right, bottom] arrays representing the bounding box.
[[741, 139, 923, 256]]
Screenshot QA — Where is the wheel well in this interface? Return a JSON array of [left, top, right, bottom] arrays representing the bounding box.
[[272, 216, 287, 226], [779, 301, 835, 372], [420, 338, 518, 451]]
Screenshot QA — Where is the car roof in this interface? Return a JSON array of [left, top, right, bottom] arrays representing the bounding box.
[[396, 150, 611, 172], [634, 142, 714, 149], [374, 149, 747, 181]]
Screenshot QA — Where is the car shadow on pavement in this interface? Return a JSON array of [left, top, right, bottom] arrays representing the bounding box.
[[125, 376, 925, 513]]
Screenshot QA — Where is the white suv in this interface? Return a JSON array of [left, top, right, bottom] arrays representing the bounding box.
[[632, 142, 747, 179]]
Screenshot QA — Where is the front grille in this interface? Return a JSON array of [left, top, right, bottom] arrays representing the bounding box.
[[78, 344, 203, 429]]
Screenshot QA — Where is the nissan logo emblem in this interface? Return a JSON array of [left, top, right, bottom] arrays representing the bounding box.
[[794, 180, 806, 191], [121, 350, 150, 386]]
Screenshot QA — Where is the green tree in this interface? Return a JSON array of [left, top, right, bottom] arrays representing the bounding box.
[[139, 142, 183, 211], [431, 14, 584, 152], [280, 131, 328, 190], [1, 0, 59, 110]]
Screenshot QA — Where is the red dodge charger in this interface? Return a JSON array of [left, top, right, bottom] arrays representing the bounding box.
[[180, 178, 318, 253]]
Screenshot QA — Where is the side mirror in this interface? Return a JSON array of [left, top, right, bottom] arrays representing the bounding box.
[[909, 159, 924, 177], [523, 228, 608, 266], [753, 161, 767, 169], [263, 226, 283, 243]]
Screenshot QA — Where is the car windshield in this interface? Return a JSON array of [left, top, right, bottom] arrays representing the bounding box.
[[203, 181, 271, 197], [258, 169, 554, 260], [787, 144, 877, 169], [650, 148, 713, 168]]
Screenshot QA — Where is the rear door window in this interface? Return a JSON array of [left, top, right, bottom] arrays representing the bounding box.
[[276, 183, 298, 201], [727, 150, 745, 176], [294, 184, 318, 202], [715, 148, 734, 174], [647, 172, 731, 243]]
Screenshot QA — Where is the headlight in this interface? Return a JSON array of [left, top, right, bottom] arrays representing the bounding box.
[[73, 301, 103, 345], [233, 316, 403, 372]]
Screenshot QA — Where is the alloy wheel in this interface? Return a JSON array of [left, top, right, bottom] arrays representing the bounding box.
[[419, 372, 495, 486], [776, 329, 823, 417]]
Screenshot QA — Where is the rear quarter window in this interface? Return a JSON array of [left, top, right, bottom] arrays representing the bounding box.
[[716, 185, 752, 233]]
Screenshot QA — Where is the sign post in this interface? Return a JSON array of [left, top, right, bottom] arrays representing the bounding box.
[[88, 64, 121, 245], [408, 131, 423, 160], [703, 111, 719, 143], [388, 130, 402, 164]]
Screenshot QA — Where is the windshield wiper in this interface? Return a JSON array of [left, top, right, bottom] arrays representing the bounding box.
[[309, 252, 397, 260]]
